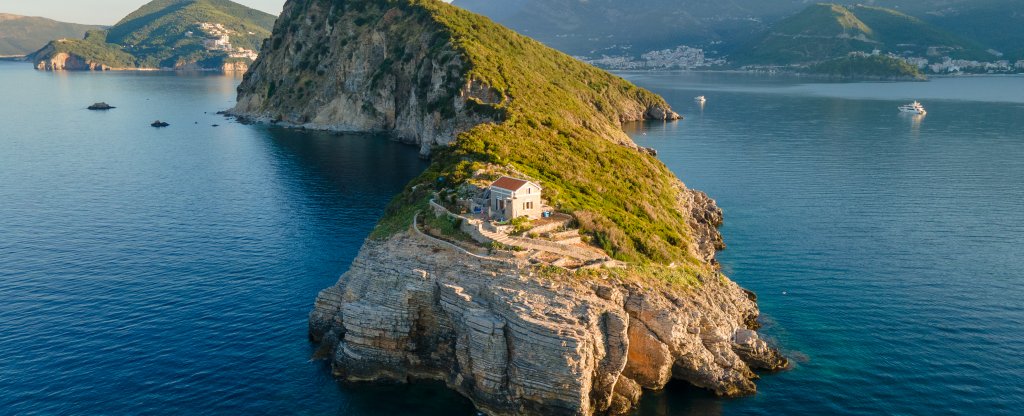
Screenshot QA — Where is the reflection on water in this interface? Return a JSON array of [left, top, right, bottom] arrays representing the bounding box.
[[905, 112, 926, 139]]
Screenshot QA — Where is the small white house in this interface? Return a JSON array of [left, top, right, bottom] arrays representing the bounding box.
[[488, 176, 542, 221]]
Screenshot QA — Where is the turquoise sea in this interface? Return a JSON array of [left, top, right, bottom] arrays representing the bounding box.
[[1, 62, 1022, 414]]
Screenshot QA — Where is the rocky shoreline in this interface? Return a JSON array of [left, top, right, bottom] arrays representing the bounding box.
[[310, 229, 786, 415], [31, 51, 249, 72]]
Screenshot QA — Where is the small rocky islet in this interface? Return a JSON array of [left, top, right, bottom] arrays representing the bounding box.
[[229, 0, 788, 414], [87, 102, 114, 110]]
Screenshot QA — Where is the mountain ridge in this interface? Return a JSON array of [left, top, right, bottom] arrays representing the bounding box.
[[453, 0, 1024, 68], [735, 3, 988, 66], [0, 14, 102, 56]]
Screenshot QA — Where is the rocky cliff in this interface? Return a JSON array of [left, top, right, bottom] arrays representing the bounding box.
[[33, 51, 114, 71], [231, 0, 678, 156], [237, 0, 786, 414], [309, 206, 784, 415]]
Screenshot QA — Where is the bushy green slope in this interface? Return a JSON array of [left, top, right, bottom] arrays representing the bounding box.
[[852, 5, 989, 60], [0, 14, 102, 56], [807, 54, 925, 79], [108, 0, 276, 67], [353, 1, 696, 265], [736, 3, 986, 65], [926, 0, 1024, 60], [451, 0, 812, 56], [31, 0, 275, 69], [30, 30, 138, 67]]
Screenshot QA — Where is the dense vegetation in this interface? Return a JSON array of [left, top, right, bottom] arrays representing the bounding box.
[[732, 3, 987, 66], [108, 0, 275, 67], [927, 0, 1024, 60], [31, 30, 138, 68], [346, 0, 704, 266], [452, 0, 812, 55], [32, 0, 275, 69], [807, 55, 925, 80], [0, 14, 102, 56], [454, 0, 1023, 62]]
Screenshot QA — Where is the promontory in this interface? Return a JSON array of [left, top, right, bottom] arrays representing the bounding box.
[[229, 0, 788, 414]]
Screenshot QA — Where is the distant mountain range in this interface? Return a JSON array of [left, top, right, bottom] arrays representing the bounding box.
[[0, 14, 102, 57], [734, 3, 988, 65], [452, 0, 812, 56], [455, 0, 1024, 72], [29, 0, 276, 71]]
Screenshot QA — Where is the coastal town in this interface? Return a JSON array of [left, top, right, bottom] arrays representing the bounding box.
[[581, 43, 1024, 75], [578, 45, 727, 70], [189, 22, 259, 61]]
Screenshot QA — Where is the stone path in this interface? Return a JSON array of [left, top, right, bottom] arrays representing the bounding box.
[[478, 226, 606, 262]]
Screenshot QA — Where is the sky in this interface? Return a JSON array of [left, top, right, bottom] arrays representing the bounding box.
[[0, 0, 287, 25]]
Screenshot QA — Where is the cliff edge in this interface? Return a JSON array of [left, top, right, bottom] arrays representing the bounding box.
[[232, 0, 786, 414]]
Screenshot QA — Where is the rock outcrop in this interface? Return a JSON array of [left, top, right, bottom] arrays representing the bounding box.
[[310, 230, 787, 415], [235, 1, 785, 414], [34, 51, 112, 71], [231, 0, 678, 157]]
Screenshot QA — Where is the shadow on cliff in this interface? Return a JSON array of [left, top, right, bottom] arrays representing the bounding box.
[[633, 382, 725, 416], [311, 361, 476, 415]]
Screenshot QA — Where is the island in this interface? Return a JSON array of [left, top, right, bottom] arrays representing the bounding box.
[[29, 0, 275, 72], [230, 0, 788, 414]]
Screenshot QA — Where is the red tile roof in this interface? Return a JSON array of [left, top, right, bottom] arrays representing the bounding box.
[[491, 176, 535, 191]]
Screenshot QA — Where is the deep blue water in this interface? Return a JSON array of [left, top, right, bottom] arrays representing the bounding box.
[[0, 62, 473, 415], [1, 61, 1022, 415], [621, 72, 1024, 415]]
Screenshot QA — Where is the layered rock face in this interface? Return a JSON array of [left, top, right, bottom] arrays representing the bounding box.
[[310, 230, 786, 415], [231, 0, 677, 156], [232, 0, 493, 156]]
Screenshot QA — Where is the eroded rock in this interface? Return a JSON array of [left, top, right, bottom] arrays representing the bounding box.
[[309, 231, 786, 415]]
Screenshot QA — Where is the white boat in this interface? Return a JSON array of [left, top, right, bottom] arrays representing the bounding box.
[[694, 95, 706, 104], [898, 101, 927, 115]]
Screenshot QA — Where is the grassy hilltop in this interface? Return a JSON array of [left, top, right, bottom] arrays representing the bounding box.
[[315, 0, 708, 266], [258, 0, 707, 267]]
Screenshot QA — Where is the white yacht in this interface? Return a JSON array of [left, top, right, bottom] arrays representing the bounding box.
[[694, 95, 706, 104], [899, 101, 927, 115]]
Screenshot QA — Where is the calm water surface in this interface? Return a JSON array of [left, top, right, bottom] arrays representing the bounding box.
[[1, 62, 1022, 415], [621, 72, 1024, 415], [0, 62, 472, 415]]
